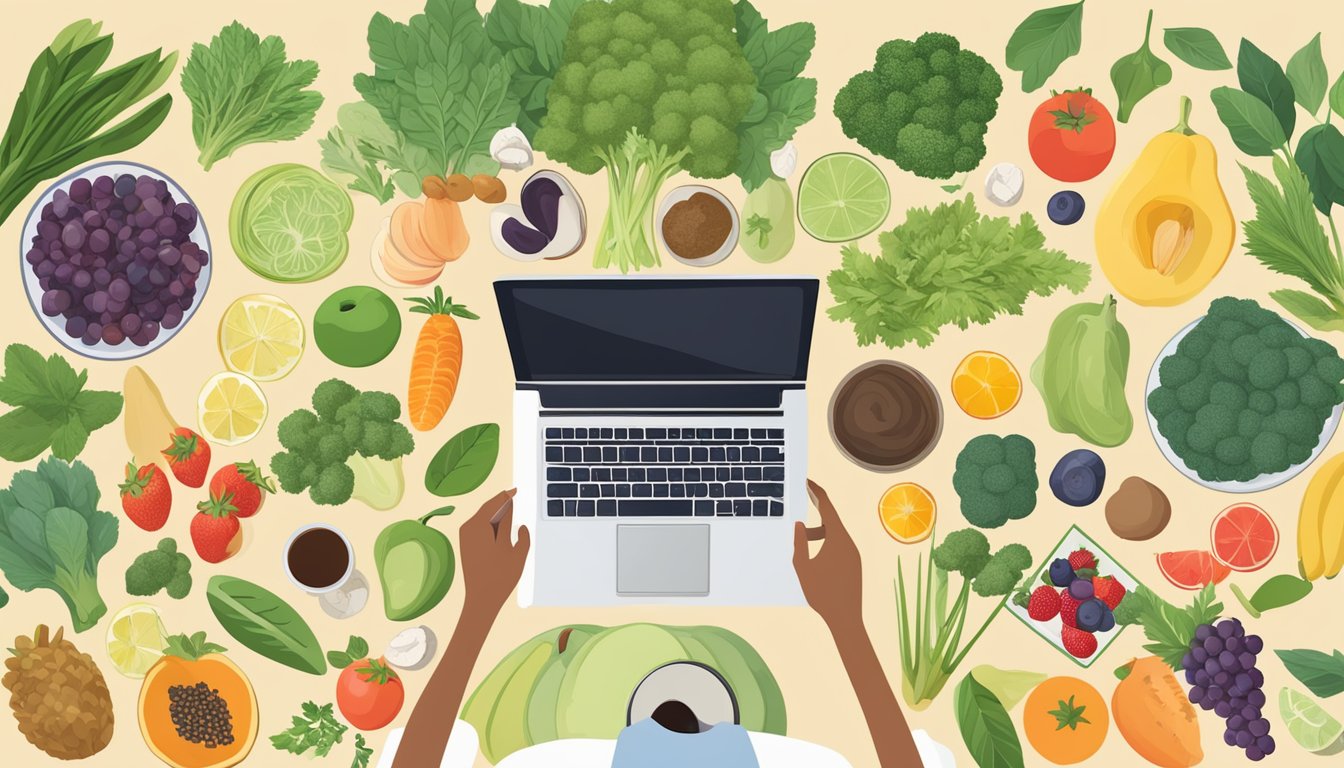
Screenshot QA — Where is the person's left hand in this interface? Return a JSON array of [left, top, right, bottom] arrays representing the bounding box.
[[459, 489, 531, 620]]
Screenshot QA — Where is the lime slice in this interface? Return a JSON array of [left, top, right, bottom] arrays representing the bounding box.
[[106, 603, 167, 678], [218, 294, 305, 381], [230, 164, 354, 283], [198, 371, 268, 446], [797, 152, 891, 242], [1281, 687, 1344, 752]]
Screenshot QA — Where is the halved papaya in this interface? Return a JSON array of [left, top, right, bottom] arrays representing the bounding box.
[[138, 633, 257, 768]]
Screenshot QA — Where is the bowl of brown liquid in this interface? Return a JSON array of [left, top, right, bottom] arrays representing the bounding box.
[[283, 524, 354, 594], [829, 360, 943, 472]]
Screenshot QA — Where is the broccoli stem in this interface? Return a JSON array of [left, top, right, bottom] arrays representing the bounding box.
[[593, 132, 686, 273], [54, 567, 107, 633]]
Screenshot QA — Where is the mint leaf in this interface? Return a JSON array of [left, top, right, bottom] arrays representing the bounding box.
[[0, 345, 122, 462]]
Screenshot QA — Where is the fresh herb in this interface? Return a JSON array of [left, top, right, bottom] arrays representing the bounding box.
[[271, 701, 348, 757], [483, 0, 583, 140], [181, 22, 322, 171], [352, 733, 372, 768], [1275, 649, 1344, 698], [954, 672, 1025, 768], [207, 575, 327, 674], [1124, 584, 1222, 670], [1238, 39, 1296, 139], [827, 195, 1090, 348], [732, 0, 817, 191], [326, 636, 369, 671], [319, 103, 426, 203], [1287, 34, 1328, 114], [0, 344, 123, 462], [1163, 27, 1232, 71], [0, 457, 118, 632], [1004, 1, 1085, 93], [164, 631, 227, 660], [1210, 87, 1288, 156], [425, 424, 500, 497], [0, 20, 175, 226], [1110, 10, 1171, 123], [1231, 574, 1313, 618]]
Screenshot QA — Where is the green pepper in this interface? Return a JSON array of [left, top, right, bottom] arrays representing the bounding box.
[[740, 177, 795, 263], [1031, 295, 1133, 447], [375, 508, 456, 621]]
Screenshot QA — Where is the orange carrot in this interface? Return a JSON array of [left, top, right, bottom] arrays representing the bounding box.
[[406, 287, 478, 431]]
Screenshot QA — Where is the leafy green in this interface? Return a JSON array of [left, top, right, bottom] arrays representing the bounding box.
[[0, 457, 117, 632], [164, 631, 228, 661], [1163, 27, 1231, 71], [0, 584, 8, 609], [352, 733, 372, 768], [827, 195, 1090, 348], [1129, 584, 1222, 670], [207, 575, 327, 674], [0, 344, 123, 462], [326, 635, 369, 670], [483, 0, 583, 140], [1287, 34, 1328, 114], [1238, 39, 1297, 140], [1110, 10, 1171, 124], [319, 102, 429, 203], [1231, 574, 1313, 618], [181, 22, 323, 171], [0, 20, 176, 226], [425, 423, 500, 497], [969, 666, 1047, 711], [1332, 72, 1344, 121], [271, 701, 348, 757], [1296, 124, 1344, 214], [1004, 1, 1085, 92], [1276, 649, 1344, 698], [1211, 86, 1288, 157], [954, 673, 1025, 768], [732, 0, 816, 191]]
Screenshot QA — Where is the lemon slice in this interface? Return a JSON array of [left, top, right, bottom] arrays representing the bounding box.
[[1281, 687, 1344, 753], [219, 294, 305, 381], [198, 372, 268, 446], [106, 603, 168, 679]]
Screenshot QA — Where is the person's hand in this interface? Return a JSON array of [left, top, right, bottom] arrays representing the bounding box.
[[793, 479, 863, 631], [459, 488, 530, 620]]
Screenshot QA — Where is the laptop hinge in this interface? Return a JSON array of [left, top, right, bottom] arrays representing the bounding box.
[[520, 382, 800, 410]]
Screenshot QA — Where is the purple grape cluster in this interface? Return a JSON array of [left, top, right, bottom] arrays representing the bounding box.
[[25, 172, 208, 348], [1183, 618, 1274, 761]]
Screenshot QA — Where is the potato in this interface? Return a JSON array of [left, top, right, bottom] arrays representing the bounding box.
[[1105, 476, 1171, 540]]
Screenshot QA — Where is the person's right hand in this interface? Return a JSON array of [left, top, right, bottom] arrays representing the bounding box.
[[793, 479, 863, 630], [459, 488, 530, 620]]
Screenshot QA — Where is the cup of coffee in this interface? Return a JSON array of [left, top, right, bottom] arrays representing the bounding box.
[[284, 524, 354, 594]]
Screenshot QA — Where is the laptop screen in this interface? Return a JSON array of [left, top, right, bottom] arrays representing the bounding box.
[[495, 278, 818, 382]]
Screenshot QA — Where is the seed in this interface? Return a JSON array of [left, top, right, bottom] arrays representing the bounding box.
[[167, 681, 235, 749], [1151, 218, 1194, 276]]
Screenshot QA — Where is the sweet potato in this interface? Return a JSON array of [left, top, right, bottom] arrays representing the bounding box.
[[1112, 656, 1203, 767]]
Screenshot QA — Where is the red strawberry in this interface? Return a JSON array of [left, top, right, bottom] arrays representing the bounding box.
[[1061, 625, 1098, 659], [1068, 548, 1098, 572], [1059, 588, 1082, 628], [1027, 585, 1061, 621], [208, 461, 275, 518], [118, 461, 172, 531], [191, 496, 242, 563], [1093, 575, 1127, 610], [163, 427, 211, 487]]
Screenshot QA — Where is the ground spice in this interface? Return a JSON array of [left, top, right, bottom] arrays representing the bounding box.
[[662, 192, 732, 259], [168, 681, 236, 748]]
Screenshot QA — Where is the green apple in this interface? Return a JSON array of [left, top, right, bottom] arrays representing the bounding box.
[[313, 286, 401, 367]]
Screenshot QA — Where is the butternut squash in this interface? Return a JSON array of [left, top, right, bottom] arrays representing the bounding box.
[[138, 633, 256, 768], [1112, 656, 1203, 767]]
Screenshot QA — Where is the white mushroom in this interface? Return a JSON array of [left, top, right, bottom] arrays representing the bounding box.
[[770, 142, 798, 179], [490, 125, 534, 171], [385, 625, 437, 670], [984, 162, 1025, 207]]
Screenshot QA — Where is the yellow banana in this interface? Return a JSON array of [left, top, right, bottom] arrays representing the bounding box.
[[1300, 452, 1344, 580]]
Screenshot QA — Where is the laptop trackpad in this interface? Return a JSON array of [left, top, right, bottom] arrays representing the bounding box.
[[617, 525, 710, 596]]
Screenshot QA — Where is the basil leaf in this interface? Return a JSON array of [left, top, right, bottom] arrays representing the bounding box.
[[1238, 39, 1297, 140], [1211, 86, 1288, 156], [1110, 10, 1171, 123], [1275, 649, 1344, 698], [954, 673, 1025, 768], [1286, 33, 1328, 115], [207, 575, 327, 675], [1163, 27, 1231, 71], [1295, 123, 1344, 213], [1332, 72, 1344, 122], [425, 423, 500, 497], [1270, 290, 1344, 333], [1005, 1, 1085, 93]]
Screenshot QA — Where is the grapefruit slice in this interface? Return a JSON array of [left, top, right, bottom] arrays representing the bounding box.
[[1210, 503, 1279, 572], [1156, 550, 1232, 590]]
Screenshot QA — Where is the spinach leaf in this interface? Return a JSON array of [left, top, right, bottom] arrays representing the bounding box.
[[1295, 123, 1344, 213], [207, 575, 326, 675], [1163, 27, 1231, 71], [484, 0, 584, 140], [955, 673, 1025, 768], [1005, 1, 1085, 93], [1275, 649, 1344, 698], [1231, 574, 1315, 618], [425, 423, 500, 497], [733, 0, 817, 191], [1211, 86, 1288, 156], [1332, 72, 1344, 122], [1286, 33, 1328, 115], [1238, 39, 1297, 140], [1110, 10, 1171, 124]]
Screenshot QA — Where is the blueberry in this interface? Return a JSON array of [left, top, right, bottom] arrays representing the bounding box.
[[1049, 449, 1106, 506], [1097, 606, 1116, 632], [1076, 597, 1107, 631], [1048, 558, 1075, 587], [1068, 578, 1094, 600], [1047, 190, 1086, 225]]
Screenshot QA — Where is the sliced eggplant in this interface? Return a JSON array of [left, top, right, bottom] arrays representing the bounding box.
[[490, 170, 586, 261]]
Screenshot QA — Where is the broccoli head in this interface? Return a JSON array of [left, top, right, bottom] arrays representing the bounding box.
[[972, 543, 1031, 597], [932, 527, 991, 578], [125, 538, 192, 599], [953, 434, 1038, 528], [833, 31, 1001, 179]]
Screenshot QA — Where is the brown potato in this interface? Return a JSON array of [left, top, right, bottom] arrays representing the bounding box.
[[421, 175, 448, 200], [444, 174, 474, 202], [1105, 476, 1171, 540], [472, 174, 507, 204]]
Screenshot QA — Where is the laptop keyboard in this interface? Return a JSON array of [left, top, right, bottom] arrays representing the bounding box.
[[543, 426, 786, 518]]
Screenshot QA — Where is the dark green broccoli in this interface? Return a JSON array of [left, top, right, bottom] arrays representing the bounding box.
[[271, 379, 415, 508], [953, 434, 1038, 528], [972, 543, 1032, 597], [125, 538, 192, 599], [932, 527, 992, 577], [833, 32, 1001, 180]]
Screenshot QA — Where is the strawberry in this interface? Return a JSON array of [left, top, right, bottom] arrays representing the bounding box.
[[1027, 585, 1061, 621], [208, 461, 275, 518], [1061, 625, 1098, 659], [163, 427, 211, 487], [1092, 575, 1127, 610], [118, 461, 172, 531], [1058, 588, 1082, 628], [191, 495, 242, 563], [1068, 547, 1098, 572]]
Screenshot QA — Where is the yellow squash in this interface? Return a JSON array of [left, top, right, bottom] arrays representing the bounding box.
[[1095, 96, 1235, 306]]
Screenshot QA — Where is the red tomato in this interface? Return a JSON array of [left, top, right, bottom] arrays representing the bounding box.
[[1028, 89, 1116, 182], [337, 657, 405, 730]]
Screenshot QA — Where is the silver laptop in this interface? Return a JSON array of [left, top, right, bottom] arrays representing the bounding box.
[[496, 277, 819, 606]]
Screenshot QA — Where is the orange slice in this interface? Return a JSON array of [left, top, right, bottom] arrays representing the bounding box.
[[951, 351, 1022, 419], [879, 483, 936, 543]]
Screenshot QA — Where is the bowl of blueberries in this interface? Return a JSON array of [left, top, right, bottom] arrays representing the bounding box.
[[20, 160, 210, 360]]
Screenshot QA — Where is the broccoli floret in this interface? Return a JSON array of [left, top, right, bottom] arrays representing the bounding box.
[[932, 527, 991, 578], [834, 31, 1000, 179], [313, 379, 359, 419], [125, 538, 192, 599], [972, 543, 1031, 597], [952, 434, 1038, 528], [1112, 589, 1148, 626], [276, 408, 318, 451], [310, 462, 355, 506]]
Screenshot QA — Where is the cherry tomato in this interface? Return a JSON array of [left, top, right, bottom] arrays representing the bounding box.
[[337, 657, 405, 730], [1028, 89, 1116, 182]]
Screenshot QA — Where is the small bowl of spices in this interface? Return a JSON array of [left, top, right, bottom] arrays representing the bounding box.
[[656, 185, 739, 266], [829, 360, 944, 472]]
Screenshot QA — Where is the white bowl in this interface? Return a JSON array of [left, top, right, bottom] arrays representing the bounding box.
[[283, 524, 355, 595], [1145, 316, 1343, 493], [19, 160, 212, 361], [655, 184, 739, 267]]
